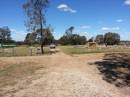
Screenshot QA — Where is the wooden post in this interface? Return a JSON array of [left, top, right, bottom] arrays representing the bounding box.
[[2, 48, 4, 57], [30, 47, 32, 56], [12, 47, 15, 56]]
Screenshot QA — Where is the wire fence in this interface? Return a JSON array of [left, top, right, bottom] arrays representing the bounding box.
[[0, 47, 49, 57]]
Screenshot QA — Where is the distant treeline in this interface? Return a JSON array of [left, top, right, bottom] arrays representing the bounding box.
[[0, 26, 130, 46], [120, 41, 130, 45]]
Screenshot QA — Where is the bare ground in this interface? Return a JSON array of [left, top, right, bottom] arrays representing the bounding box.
[[0, 52, 130, 97]]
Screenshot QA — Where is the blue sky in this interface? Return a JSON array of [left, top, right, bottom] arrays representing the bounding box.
[[0, 0, 130, 41]]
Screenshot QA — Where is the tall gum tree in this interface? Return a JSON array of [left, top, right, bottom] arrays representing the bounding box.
[[23, 0, 49, 54]]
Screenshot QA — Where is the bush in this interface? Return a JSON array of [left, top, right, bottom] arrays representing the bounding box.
[[59, 34, 87, 45]]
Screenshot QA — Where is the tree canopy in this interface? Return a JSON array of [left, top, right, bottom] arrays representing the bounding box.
[[95, 35, 104, 44], [59, 26, 87, 45], [104, 32, 120, 46], [0, 26, 13, 44], [24, 27, 54, 45], [23, 0, 49, 54]]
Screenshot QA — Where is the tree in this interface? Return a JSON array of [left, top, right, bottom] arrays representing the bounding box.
[[24, 32, 37, 45], [24, 27, 54, 45], [88, 37, 94, 42], [104, 32, 120, 46], [70, 34, 86, 45], [24, 33, 31, 44], [65, 26, 74, 36], [59, 26, 86, 45], [0, 26, 12, 44], [80, 36, 87, 45], [95, 35, 104, 44], [36, 27, 54, 45], [59, 34, 86, 45], [23, 0, 49, 54]]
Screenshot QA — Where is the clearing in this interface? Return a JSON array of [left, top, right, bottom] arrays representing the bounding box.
[[0, 51, 130, 97]]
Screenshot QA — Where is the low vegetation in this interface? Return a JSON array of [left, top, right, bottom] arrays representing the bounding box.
[[60, 45, 130, 55], [0, 62, 43, 88]]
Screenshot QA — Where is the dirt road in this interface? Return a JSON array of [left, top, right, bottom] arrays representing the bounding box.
[[1, 52, 129, 97]]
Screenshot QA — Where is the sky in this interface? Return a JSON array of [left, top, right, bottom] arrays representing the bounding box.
[[0, 0, 130, 41]]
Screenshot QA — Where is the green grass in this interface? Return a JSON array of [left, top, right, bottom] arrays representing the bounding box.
[[59, 45, 130, 55]]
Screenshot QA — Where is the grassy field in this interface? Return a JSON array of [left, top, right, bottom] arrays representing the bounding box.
[[59, 45, 130, 55], [0, 46, 50, 57], [0, 45, 130, 57]]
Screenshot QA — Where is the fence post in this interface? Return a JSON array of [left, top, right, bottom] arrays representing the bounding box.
[[12, 47, 15, 56], [30, 47, 32, 56], [2, 48, 4, 57]]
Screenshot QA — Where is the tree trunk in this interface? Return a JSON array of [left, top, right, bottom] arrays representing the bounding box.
[[40, 30, 44, 54], [105, 43, 107, 47], [39, 10, 44, 54], [41, 42, 44, 54]]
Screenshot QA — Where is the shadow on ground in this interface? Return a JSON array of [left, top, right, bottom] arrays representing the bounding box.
[[92, 53, 130, 87]]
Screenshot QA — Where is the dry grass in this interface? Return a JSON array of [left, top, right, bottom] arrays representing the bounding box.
[[0, 61, 44, 88], [113, 67, 130, 74], [0, 46, 50, 57], [0, 52, 129, 97], [59, 45, 130, 55]]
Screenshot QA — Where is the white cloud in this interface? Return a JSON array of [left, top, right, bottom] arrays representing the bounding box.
[[57, 4, 77, 13], [101, 27, 110, 31], [116, 19, 124, 23], [125, 0, 130, 5], [101, 27, 120, 31], [80, 25, 91, 29]]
